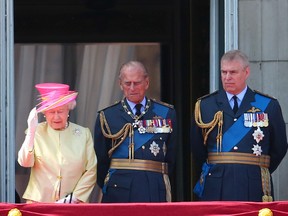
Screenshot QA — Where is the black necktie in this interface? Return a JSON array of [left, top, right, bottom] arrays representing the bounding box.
[[135, 104, 142, 116], [232, 95, 238, 114]]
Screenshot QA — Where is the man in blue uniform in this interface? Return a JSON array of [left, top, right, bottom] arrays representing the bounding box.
[[191, 49, 287, 201], [94, 61, 177, 202]]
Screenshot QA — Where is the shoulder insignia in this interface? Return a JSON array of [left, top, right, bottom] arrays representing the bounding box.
[[97, 101, 121, 113], [151, 98, 174, 109], [254, 90, 276, 99], [197, 90, 218, 101]]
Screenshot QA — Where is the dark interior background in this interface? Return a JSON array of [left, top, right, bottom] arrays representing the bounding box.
[[14, 0, 210, 201]]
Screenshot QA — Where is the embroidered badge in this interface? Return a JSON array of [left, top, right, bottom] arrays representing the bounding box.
[[252, 127, 265, 143], [252, 144, 262, 156], [149, 141, 160, 156], [247, 107, 261, 113]]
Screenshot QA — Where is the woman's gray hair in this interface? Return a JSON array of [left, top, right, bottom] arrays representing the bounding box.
[[67, 100, 77, 110]]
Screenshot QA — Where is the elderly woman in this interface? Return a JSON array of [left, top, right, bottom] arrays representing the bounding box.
[[18, 83, 97, 203]]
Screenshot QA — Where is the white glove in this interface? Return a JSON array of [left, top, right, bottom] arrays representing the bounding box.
[[56, 193, 79, 204], [27, 107, 38, 135], [23, 107, 38, 151]]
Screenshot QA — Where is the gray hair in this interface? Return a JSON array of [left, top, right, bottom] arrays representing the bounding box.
[[221, 50, 250, 68], [118, 61, 148, 80], [67, 100, 77, 110]]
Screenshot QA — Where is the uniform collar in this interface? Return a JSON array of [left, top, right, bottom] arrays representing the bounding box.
[[126, 97, 146, 111], [226, 86, 247, 103]]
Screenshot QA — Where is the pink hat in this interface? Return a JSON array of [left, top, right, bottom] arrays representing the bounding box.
[[35, 83, 78, 112]]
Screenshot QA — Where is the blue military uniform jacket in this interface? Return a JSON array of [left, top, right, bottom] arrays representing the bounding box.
[[191, 87, 287, 201], [94, 97, 177, 202]]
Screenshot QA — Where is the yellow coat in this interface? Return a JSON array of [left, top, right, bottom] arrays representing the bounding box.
[[18, 122, 97, 203]]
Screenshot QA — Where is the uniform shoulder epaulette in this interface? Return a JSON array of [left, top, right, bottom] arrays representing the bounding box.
[[254, 90, 276, 99], [97, 100, 121, 113], [197, 90, 218, 101], [151, 98, 174, 109]]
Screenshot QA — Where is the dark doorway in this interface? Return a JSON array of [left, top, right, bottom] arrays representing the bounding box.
[[14, 0, 210, 201]]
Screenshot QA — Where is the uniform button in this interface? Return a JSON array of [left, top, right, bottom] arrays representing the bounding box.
[[234, 118, 237, 121], [114, 184, 117, 187], [142, 146, 145, 149], [208, 173, 211, 176], [160, 137, 163, 140], [233, 146, 238, 150]]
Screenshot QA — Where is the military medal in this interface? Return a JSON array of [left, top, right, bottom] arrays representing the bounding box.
[[261, 113, 269, 127], [252, 144, 262, 156], [138, 126, 146, 134], [247, 107, 267, 156], [244, 107, 269, 128], [121, 98, 173, 134], [133, 119, 140, 128], [252, 112, 269, 127], [244, 113, 253, 127], [135, 118, 173, 134], [252, 127, 264, 143]]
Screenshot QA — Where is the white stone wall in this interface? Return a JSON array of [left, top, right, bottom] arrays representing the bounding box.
[[239, 0, 288, 200]]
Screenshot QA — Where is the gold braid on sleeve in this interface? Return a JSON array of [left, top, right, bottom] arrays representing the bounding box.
[[194, 100, 223, 152], [99, 111, 135, 159]]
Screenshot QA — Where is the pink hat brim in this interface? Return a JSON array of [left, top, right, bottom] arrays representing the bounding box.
[[36, 92, 78, 113]]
